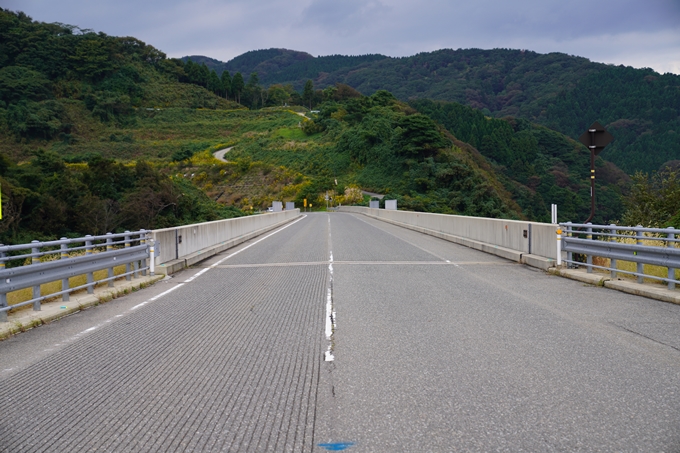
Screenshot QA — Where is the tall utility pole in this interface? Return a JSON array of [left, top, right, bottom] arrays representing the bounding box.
[[578, 121, 613, 224]]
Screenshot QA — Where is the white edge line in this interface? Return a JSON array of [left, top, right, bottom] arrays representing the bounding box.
[[211, 215, 307, 268], [132, 283, 184, 310], [44, 215, 309, 359]]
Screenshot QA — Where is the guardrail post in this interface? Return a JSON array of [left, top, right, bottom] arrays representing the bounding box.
[[566, 222, 573, 268], [106, 233, 114, 287], [61, 239, 70, 302], [556, 226, 562, 266], [133, 231, 140, 278], [609, 224, 617, 279], [636, 226, 644, 284], [140, 230, 147, 276], [149, 239, 155, 276], [0, 293, 6, 322], [31, 240, 41, 311], [586, 223, 593, 274], [668, 227, 675, 291], [85, 235, 95, 294], [125, 231, 132, 281], [0, 246, 6, 322]]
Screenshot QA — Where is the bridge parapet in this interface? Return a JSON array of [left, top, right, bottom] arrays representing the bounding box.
[[150, 210, 301, 274], [338, 206, 559, 268]]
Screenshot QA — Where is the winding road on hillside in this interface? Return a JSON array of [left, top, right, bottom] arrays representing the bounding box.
[[1, 212, 679, 452], [213, 146, 234, 162]]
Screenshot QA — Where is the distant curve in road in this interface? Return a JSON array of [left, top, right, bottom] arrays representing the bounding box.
[[213, 146, 234, 162]]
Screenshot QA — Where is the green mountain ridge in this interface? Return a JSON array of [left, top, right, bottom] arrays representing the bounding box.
[[189, 48, 680, 174]]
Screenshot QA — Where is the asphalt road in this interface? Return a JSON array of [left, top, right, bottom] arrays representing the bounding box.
[[213, 147, 234, 162], [1, 212, 679, 452]]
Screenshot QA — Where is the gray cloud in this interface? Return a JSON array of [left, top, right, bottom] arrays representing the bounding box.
[[3, 0, 679, 73], [299, 0, 391, 36]]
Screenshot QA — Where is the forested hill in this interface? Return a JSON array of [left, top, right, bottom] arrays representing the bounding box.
[[194, 48, 680, 174], [0, 9, 633, 242], [0, 8, 241, 154], [183, 49, 388, 88], [0, 9, 249, 242]]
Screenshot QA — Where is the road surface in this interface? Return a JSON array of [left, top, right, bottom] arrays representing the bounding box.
[[213, 146, 233, 162], [1, 212, 679, 452]]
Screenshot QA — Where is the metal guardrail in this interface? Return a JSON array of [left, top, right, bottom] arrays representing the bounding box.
[[561, 223, 680, 290], [0, 230, 151, 322]]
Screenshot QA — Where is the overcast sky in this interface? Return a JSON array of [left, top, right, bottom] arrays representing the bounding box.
[[4, 0, 680, 74]]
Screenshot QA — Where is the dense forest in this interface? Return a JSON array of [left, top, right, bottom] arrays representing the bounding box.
[[410, 100, 627, 223], [193, 48, 680, 175], [183, 50, 388, 90]]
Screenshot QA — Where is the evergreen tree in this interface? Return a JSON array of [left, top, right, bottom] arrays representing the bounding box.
[[198, 63, 210, 87], [232, 72, 245, 104], [207, 69, 222, 96], [184, 59, 201, 85], [302, 79, 314, 110], [245, 72, 261, 109], [221, 70, 232, 99]]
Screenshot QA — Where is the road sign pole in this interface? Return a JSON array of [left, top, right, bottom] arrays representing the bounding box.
[[585, 139, 596, 224], [579, 122, 613, 224]]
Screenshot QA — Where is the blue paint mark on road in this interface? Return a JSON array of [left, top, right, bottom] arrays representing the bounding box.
[[318, 441, 356, 451]]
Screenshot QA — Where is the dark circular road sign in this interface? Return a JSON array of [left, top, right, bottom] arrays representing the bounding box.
[[578, 121, 613, 155]]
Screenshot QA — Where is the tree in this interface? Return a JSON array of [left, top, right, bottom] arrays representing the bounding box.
[[119, 184, 177, 229], [221, 70, 232, 99], [343, 186, 363, 205], [333, 83, 362, 101], [207, 69, 222, 96], [622, 167, 680, 228], [302, 79, 314, 109], [393, 114, 449, 159], [232, 72, 244, 104], [0, 66, 53, 103], [68, 37, 114, 82], [267, 84, 290, 106], [198, 63, 210, 87], [75, 195, 120, 235], [0, 181, 28, 239], [245, 72, 261, 109]]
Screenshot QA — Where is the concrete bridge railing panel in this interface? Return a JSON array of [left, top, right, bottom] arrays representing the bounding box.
[[339, 206, 559, 265], [151, 210, 301, 273]]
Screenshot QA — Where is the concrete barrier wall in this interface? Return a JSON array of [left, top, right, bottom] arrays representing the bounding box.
[[150, 210, 300, 273], [530, 222, 560, 260], [338, 206, 558, 268]]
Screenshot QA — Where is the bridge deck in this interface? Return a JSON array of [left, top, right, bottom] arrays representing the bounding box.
[[1, 212, 679, 452]]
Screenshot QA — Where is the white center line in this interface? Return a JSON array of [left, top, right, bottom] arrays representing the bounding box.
[[325, 215, 335, 362]]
